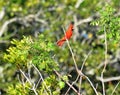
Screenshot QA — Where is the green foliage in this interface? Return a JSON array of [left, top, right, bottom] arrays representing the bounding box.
[[1, 0, 120, 95], [91, 4, 120, 42], [58, 81, 65, 89], [39, 75, 65, 95], [30, 35, 58, 72], [4, 34, 61, 94], [7, 82, 32, 95], [0, 0, 40, 17], [4, 34, 58, 72], [4, 36, 31, 67], [106, 82, 120, 95]]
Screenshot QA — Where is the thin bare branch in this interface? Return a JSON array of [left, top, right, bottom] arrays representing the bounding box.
[[75, 0, 84, 9], [65, 75, 80, 95], [79, 50, 92, 93], [101, 25, 108, 95], [32, 64, 51, 95], [62, 27, 98, 95], [76, 17, 93, 26], [62, 27, 82, 75], [84, 75, 99, 95], [111, 81, 120, 95], [0, 40, 9, 43], [81, 50, 93, 71], [19, 69, 38, 95], [0, 10, 47, 37], [73, 15, 79, 41], [79, 76, 83, 93], [54, 70, 81, 95], [0, 18, 18, 37], [97, 76, 120, 82]]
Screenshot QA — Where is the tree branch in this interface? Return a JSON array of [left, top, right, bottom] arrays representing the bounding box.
[[97, 76, 120, 82], [0, 10, 47, 37]]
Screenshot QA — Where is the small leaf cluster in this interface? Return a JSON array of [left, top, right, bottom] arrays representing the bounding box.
[[4, 36, 31, 67], [7, 82, 31, 95], [39, 75, 65, 95]]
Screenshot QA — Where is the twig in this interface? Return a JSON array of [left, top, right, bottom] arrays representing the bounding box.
[[19, 69, 38, 95], [84, 75, 99, 95], [79, 50, 92, 92], [0, 10, 47, 37], [73, 15, 79, 41], [27, 63, 32, 80], [35, 77, 42, 89], [0, 7, 5, 21], [101, 25, 108, 95], [65, 75, 80, 95], [32, 64, 51, 95], [54, 70, 81, 95], [79, 76, 83, 93], [111, 81, 120, 95], [76, 17, 93, 26], [0, 18, 18, 37], [62, 27, 98, 95], [75, 0, 84, 9], [97, 48, 120, 70], [81, 50, 93, 71], [0, 40, 9, 43], [19, 69, 32, 85], [62, 27, 81, 75], [97, 76, 120, 82]]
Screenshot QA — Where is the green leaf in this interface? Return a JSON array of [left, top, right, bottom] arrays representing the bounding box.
[[58, 81, 65, 89]]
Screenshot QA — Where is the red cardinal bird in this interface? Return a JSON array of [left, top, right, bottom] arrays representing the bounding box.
[[57, 22, 74, 46]]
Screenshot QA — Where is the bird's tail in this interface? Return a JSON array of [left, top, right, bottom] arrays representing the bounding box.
[[57, 38, 66, 46]]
